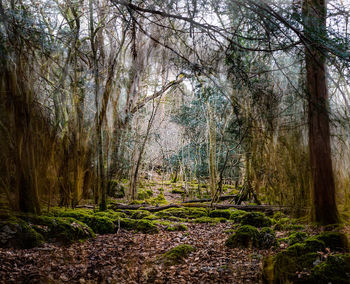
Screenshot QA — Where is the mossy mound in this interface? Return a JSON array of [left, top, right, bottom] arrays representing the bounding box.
[[94, 210, 126, 219], [209, 209, 232, 219], [259, 227, 278, 249], [50, 209, 115, 234], [240, 212, 272, 227], [155, 221, 188, 231], [128, 210, 151, 220], [279, 231, 309, 246], [263, 231, 350, 284], [160, 244, 196, 265], [26, 215, 95, 244], [225, 225, 260, 248], [193, 216, 226, 224], [0, 218, 44, 249], [230, 210, 248, 222], [226, 225, 277, 249], [155, 207, 207, 220], [119, 218, 159, 233], [138, 189, 153, 200], [272, 212, 286, 220], [308, 254, 350, 284], [309, 231, 349, 252]]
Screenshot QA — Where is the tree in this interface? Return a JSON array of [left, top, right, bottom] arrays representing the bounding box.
[[303, 0, 339, 224]]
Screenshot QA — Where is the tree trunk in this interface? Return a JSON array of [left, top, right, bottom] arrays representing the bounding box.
[[303, 0, 339, 224]]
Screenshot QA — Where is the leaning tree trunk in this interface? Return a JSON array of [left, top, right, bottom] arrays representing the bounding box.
[[303, 0, 339, 224]]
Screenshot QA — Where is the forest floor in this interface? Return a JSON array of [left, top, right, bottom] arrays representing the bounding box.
[[0, 223, 274, 283], [0, 176, 349, 283]]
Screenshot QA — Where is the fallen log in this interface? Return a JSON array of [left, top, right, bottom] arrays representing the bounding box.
[[108, 202, 294, 214], [108, 203, 180, 212], [181, 203, 290, 214], [182, 195, 237, 203]]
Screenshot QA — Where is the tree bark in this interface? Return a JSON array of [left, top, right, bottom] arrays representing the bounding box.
[[303, 0, 339, 224]]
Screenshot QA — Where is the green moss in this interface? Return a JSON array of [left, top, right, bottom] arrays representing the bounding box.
[[193, 216, 226, 224], [155, 207, 207, 220], [209, 209, 231, 219], [229, 210, 248, 222], [155, 220, 188, 231], [286, 231, 309, 246], [167, 223, 188, 231], [119, 218, 158, 233], [0, 219, 44, 248], [265, 231, 350, 284], [309, 232, 349, 252], [129, 200, 147, 205], [160, 244, 196, 265], [50, 208, 115, 234], [143, 214, 158, 220], [138, 189, 153, 200], [94, 210, 126, 219], [29, 216, 95, 243], [309, 254, 350, 284], [259, 227, 277, 249], [129, 210, 151, 219], [240, 212, 272, 227], [284, 224, 305, 231], [152, 192, 167, 205], [225, 225, 260, 248], [272, 212, 286, 220], [108, 180, 125, 198], [273, 250, 320, 284], [167, 216, 186, 222]]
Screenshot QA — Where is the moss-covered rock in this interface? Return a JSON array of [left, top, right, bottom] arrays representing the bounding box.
[[94, 210, 126, 219], [308, 254, 350, 284], [138, 189, 153, 200], [27, 215, 95, 243], [155, 207, 207, 220], [263, 231, 350, 284], [119, 218, 158, 233], [209, 209, 232, 219], [160, 244, 196, 265], [286, 231, 308, 246], [155, 221, 188, 231], [259, 227, 277, 249], [50, 208, 115, 234], [225, 225, 260, 248], [129, 210, 151, 220], [226, 225, 277, 249], [240, 212, 272, 227], [309, 231, 349, 252], [0, 218, 44, 249], [229, 210, 248, 222]]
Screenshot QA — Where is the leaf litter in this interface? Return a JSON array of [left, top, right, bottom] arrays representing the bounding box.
[[0, 222, 278, 283]]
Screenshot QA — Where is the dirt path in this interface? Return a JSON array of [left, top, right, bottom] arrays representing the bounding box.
[[0, 223, 273, 283]]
